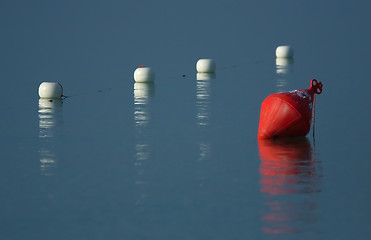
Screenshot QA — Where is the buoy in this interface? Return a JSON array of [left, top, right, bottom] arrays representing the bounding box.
[[275, 45, 294, 58], [257, 79, 323, 139], [196, 59, 216, 73], [134, 66, 155, 83], [38, 82, 63, 99]]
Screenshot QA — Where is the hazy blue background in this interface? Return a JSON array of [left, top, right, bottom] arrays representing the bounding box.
[[1, 0, 370, 239]]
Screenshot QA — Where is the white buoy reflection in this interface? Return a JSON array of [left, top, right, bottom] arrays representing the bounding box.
[[38, 99, 63, 176], [198, 141, 211, 162], [134, 83, 154, 126], [196, 73, 214, 127], [196, 73, 214, 162], [276, 58, 293, 92], [133, 82, 154, 204]]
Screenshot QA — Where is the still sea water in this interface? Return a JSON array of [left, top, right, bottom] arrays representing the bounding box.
[[1, 1, 371, 239]]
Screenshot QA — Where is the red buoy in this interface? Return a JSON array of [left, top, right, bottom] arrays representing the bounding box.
[[258, 79, 323, 139]]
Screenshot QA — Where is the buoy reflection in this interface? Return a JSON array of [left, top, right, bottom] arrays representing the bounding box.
[[259, 138, 322, 236], [196, 73, 214, 127], [134, 83, 154, 126], [276, 58, 293, 92], [133, 82, 154, 204], [196, 73, 214, 162], [38, 99, 63, 176]]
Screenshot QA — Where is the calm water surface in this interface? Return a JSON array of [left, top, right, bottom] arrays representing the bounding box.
[[1, 1, 371, 239]]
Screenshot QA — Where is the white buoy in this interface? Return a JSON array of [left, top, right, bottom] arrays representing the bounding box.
[[275, 45, 294, 58], [134, 66, 155, 83], [38, 82, 63, 99], [196, 59, 216, 73]]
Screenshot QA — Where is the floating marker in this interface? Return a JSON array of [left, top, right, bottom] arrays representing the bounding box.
[[275, 45, 294, 58], [196, 59, 216, 73], [38, 82, 63, 99], [134, 66, 155, 83], [258, 79, 323, 139]]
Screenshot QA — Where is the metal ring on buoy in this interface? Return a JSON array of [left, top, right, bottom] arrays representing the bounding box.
[[310, 79, 323, 95]]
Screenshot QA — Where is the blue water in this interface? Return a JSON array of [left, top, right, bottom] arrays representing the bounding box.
[[1, 1, 371, 239]]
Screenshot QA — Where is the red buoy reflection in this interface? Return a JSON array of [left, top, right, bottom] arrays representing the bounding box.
[[259, 137, 322, 236]]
